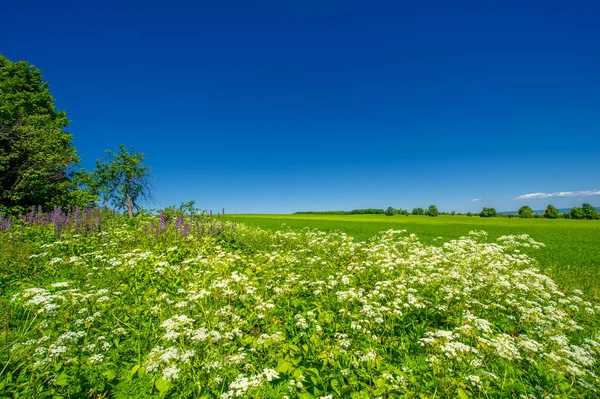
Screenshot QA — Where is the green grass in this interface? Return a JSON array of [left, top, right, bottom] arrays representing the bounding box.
[[226, 214, 600, 300]]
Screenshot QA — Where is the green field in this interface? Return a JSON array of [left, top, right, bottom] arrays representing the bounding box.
[[227, 214, 600, 300]]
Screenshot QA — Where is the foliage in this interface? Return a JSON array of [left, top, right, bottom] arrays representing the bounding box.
[[425, 204, 439, 217], [295, 209, 385, 215], [89, 144, 152, 217], [227, 213, 600, 300], [567, 204, 600, 220], [178, 200, 200, 216], [544, 204, 559, 219], [2, 218, 599, 398], [518, 205, 534, 218], [385, 206, 396, 216], [345, 208, 384, 215], [412, 207, 424, 216], [0, 55, 85, 214], [161, 200, 206, 222], [294, 210, 347, 215], [570, 207, 585, 220], [479, 207, 497, 218], [581, 203, 599, 220]]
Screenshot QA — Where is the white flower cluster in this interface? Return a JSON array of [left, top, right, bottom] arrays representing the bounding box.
[[145, 346, 195, 381], [220, 368, 279, 399]]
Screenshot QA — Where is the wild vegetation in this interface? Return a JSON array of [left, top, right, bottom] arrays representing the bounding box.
[[2, 210, 600, 398], [227, 214, 600, 301]]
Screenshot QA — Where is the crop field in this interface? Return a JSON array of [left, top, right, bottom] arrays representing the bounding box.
[[227, 214, 600, 301], [1, 211, 600, 398]]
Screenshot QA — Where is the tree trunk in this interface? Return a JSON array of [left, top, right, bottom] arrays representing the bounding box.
[[126, 194, 133, 218]]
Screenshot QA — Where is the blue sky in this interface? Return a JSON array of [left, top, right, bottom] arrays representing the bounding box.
[[2, 0, 599, 213]]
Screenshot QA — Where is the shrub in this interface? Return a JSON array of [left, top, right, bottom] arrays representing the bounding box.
[[425, 205, 439, 217], [479, 207, 497, 218], [518, 206, 534, 218], [544, 204, 559, 219]]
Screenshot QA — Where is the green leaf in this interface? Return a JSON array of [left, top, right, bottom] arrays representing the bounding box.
[[293, 368, 305, 379], [306, 367, 319, 377], [350, 391, 371, 399], [375, 378, 386, 388], [287, 344, 300, 353], [155, 377, 170, 393], [103, 369, 117, 381], [130, 364, 141, 376], [55, 372, 69, 386], [331, 379, 342, 395], [275, 360, 294, 374], [457, 387, 469, 399]]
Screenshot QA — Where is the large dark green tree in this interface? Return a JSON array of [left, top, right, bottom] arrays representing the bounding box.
[[570, 206, 585, 220], [425, 204, 439, 217], [479, 207, 497, 217], [90, 144, 152, 218], [567, 203, 598, 220], [581, 203, 599, 220], [0, 55, 90, 213], [518, 205, 534, 218], [412, 207, 424, 215], [544, 204, 559, 219], [385, 206, 396, 216]]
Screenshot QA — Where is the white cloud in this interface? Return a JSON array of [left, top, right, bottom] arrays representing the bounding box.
[[470, 198, 480, 202], [513, 190, 600, 200]]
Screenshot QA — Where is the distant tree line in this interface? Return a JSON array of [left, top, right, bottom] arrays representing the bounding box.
[[297, 205, 444, 217], [479, 204, 599, 219], [296, 203, 599, 220], [294, 208, 386, 215]]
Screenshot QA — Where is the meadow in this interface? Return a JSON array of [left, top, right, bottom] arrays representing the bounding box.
[[1, 210, 599, 398], [226, 214, 600, 301]]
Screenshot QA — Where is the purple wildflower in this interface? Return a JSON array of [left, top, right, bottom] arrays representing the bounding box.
[[175, 215, 183, 230], [159, 212, 168, 230], [0, 215, 12, 231]]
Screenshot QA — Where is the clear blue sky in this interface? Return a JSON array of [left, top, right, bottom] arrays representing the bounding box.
[[2, 0, 599, 213]]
